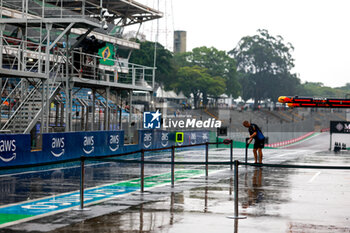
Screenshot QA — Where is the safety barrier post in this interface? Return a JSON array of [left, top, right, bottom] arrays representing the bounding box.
[[141, 149, 144, 192], [230, 140, 233, 170], [227, 160, 246, 219], [205, 142, 209, 177], [80, 156, 85, 210], [171, 145, 175, 187]]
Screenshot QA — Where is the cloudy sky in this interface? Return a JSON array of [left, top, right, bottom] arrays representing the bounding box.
[[132, 0, 350, 88]]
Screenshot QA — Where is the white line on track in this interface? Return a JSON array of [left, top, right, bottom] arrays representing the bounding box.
[[0, 162, 112, 177], [308, 171, 321, 183], [268, 150, 310, 158]]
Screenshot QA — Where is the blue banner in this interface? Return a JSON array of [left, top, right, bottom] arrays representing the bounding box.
[[139, 130, 210, 148], [0, 130, 209, 168], [174, 130, 209, 146], [0, 134, 31, 166], [42, 131, 124, 161]]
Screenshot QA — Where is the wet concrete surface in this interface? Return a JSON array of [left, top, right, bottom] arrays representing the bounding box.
[[2, 132, 350, 232]]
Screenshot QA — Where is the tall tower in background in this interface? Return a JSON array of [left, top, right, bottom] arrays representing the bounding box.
[[173, 31, 187, 53]]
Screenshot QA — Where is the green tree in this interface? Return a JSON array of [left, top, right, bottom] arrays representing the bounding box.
[[230, 29, 299, 106], [340, 83, 350, 91], [172, 66, 225, 108], [175, 46, 240, 99], [298, 82, 346, 97], [336, 83, 350, 97], [128, 40, 176, 88]]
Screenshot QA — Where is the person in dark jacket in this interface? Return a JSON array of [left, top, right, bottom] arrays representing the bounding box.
[[243, 121, 265, 163]]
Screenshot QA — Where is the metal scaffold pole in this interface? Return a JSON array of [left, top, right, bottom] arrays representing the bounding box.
[[105, 86, 110, 130], [128, 90, 133, 142], [45, 23, 52, 133], [82, 0, 86, 16], [92, 89, 96, 131], [0, 24, 3, 69], [40, 79, 45, 135], [0, 24, 4, 129], [65, 32, 71, 132]]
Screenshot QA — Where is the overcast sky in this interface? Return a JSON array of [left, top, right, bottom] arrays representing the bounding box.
[[132, 0, 350, 88]]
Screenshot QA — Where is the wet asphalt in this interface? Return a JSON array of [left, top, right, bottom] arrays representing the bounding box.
[[1, 132, 350, 232]]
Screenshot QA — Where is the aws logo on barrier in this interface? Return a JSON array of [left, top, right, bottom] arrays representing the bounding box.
[[51, 137, 65, 157], [161, 132, 169, 147], [0, 139, 16, 162], [190, 133, 196, 145], [143, 133, 152, 148], [109, 134, 120, 152], [202, 133, 209, 142], [83, 136, 95, 154]]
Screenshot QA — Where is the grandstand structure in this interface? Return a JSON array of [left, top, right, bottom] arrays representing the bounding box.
[[0, 0, 162, 146]]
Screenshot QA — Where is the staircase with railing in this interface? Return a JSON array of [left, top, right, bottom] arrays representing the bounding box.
[[1, 80, 61, 134]]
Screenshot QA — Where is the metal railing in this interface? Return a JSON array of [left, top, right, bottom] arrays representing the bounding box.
[[1, 0, 101, 19], [75, 141, 234, 210], [70, 50, 155, 89], [1, 36, 46, 73], [1, 35, 155, 90], [74, 140, 350, 219], [0, 140, 233, 209]]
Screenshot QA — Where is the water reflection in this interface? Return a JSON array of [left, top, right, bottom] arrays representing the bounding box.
[[229, 177, 233, 196], [169, 192, 175, 225], [47, 166, 295, 233], [139, 204, 143, 232], [0, 162, 152, 205], [233, 219, 239, 233], [242, 167, 264, 209], [288, 222, 350, 233], [54, 191, 182, 233]]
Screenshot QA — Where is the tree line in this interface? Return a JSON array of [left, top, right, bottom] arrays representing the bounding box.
[[128, 29, 350, 108]]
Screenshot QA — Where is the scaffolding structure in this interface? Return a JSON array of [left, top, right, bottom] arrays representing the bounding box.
[[0, 0, 162, 146]]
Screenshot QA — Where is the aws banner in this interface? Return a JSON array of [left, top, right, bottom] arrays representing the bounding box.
[[179, 131, 210, 146], [42, 131, 124, 162], [0, 134, 31, 166], [138, 130, 210, 149], [0, 130, 209, 168]]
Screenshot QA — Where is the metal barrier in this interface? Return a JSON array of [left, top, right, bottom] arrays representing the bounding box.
[[3, 139, 350, 220], [229, 160, 350, 219], [80, 141, 234, 209], [81, 144, 350, 218]]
